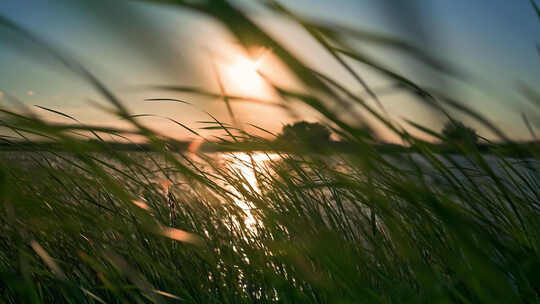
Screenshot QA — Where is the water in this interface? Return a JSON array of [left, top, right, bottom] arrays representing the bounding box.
[[2, 150, 538, 230]]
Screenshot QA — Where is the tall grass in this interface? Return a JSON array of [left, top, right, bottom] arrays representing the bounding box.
[[1, 0, 539, 303]]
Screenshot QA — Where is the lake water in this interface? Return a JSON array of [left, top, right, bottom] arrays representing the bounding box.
[[2, 150, 538, 230]]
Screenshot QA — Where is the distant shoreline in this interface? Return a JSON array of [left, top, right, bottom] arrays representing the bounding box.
[[0, 141, 538, 158]]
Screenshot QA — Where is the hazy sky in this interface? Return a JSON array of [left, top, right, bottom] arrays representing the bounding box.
[[1, 0, 540, 142]]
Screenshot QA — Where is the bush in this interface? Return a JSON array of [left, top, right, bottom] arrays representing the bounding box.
[[277, 121, 331, 144], [442, 120, 478, 145]]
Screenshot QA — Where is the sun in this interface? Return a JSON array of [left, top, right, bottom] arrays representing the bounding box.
[[223, 54, 265, 94]]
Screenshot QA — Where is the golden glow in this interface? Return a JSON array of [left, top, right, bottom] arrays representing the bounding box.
[[188, 138, 204, 153], [161, 226, 202, 245], [132, 200, 150, 210]]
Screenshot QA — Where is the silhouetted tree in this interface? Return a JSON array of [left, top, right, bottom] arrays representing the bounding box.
[[278, 121, 331, 144], [442, 120, 478, 145]]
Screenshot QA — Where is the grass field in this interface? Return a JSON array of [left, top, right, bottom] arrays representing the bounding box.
[[1, 1, 540, 303]]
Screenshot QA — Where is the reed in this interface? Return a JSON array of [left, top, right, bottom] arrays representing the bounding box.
[[0, 1, 539, 302]]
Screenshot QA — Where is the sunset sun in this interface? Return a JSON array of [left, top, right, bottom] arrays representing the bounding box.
[[224, 55, 264, 90]]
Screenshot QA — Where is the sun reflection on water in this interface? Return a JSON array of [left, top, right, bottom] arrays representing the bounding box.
[[224, 152, 280, 231]]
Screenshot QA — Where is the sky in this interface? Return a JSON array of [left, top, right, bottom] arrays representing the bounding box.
[[1, 0, 540, 142]]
